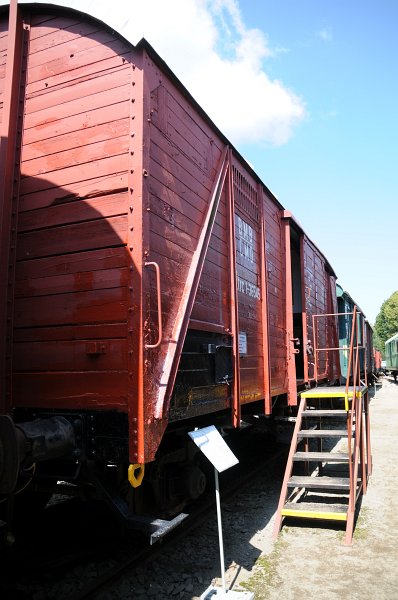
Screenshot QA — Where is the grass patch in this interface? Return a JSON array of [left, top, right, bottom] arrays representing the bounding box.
[[237, 537, 287, 598], [337, 506, 369, 543], [353, 506, 369, 541]]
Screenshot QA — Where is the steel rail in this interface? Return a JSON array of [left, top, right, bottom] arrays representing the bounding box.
[[69, 445, 286, 600]]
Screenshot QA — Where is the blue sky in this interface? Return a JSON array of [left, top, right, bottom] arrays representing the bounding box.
[[236, 0, 398, 323], [5, 0, 397, 322]]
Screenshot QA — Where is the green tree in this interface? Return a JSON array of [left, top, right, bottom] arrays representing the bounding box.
[[372, 329, 384, 354], [374, 291, 398, 354]]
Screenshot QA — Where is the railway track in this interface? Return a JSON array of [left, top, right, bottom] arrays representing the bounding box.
[[1, 430, 287, 600], [70, 437, 286, 599]]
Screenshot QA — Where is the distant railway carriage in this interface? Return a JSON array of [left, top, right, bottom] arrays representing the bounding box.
[[0, 1, 371, 540], [385, 333, 398, 379], [373, 349, 382, 372], [336, 284, 373, 381]]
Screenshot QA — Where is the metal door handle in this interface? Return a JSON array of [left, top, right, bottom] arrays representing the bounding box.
[[145, 261, 163, 349]]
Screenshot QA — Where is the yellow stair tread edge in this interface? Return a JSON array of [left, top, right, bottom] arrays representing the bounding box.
[[301, 385, 368, 399], [281, 508, 348, 521]]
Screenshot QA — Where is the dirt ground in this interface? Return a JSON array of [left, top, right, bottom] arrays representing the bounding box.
[[69, 377, 397, 600], [233, 377, 398, 599]]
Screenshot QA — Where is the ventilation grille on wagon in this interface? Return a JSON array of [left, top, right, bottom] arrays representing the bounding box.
[[232, 166, 259, 223]]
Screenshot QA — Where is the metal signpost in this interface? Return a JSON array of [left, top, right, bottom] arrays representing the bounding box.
[[188, 425, 254, 599]]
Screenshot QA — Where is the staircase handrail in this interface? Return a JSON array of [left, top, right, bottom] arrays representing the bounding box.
[[345, 305, 362, 518], [312, 311, 365, 383]]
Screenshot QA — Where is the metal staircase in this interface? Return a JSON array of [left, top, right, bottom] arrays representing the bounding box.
[[273, 306, 372, 545]]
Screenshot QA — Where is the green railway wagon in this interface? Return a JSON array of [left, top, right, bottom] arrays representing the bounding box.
[[385, 333, 398, 380], [336, 284, 368, 381]]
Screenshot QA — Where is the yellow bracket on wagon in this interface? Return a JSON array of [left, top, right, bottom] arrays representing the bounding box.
[[128, 463, 145, 488]]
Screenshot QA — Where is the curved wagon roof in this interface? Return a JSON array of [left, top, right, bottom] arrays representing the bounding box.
[[385, 332, 398, 345]]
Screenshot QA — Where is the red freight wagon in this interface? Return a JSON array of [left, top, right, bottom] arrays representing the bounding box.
[[0, 2, 341, 538], [374, 349, 382, 371]]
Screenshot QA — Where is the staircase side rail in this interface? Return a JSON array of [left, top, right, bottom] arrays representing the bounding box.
[[346, 305, 357, 490], [346, 305, 365, 538], [362, 318, 368, 387], [272, 396, 307, 538]]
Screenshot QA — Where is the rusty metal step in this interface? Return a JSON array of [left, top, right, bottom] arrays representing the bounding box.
[[298, 429, 351, 438], [302, 410, 348, 417], [287, 475, 350, 490], [293, 452, 350, 462]]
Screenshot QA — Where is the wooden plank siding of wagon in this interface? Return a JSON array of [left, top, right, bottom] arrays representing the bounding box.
[[264, 198, 288, 397], [0, 2, 25, 412], [18, 192, 128, 230], [11, 11, 133, 421], [141, 42, 281, 438], [232, 160, 266, 407], [305, 240, 331, 380], [3, 4, 349, 472], [142, 47, 232, 450], [281, 212, 340, 386]]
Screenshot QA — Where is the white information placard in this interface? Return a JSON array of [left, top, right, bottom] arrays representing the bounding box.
[[238, 331, 247, 355], [188, 425, 239, 473]]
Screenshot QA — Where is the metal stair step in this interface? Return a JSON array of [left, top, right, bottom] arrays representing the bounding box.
[[297, 429, 351, 438], [287, 475, 351, 490], [302, 410, 348, 417], [301, 385, 368, 399], [281, 502, 348, 521], [293, 452, 350, 462]]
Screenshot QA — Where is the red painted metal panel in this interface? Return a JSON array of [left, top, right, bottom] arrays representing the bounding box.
[[0, 1, 25, 412], [13, 372, 128, 410]]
